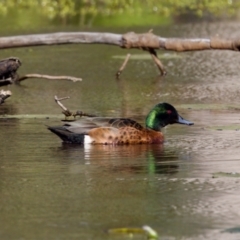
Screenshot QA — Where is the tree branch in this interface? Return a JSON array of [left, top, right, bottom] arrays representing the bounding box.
[[0, 31, 239, 52], [0, 32, 238, 77], [0, 57, 82, 86], [54, 95, 97, 120]]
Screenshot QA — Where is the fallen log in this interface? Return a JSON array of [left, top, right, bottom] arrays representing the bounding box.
[[0, 31, 239, 51]]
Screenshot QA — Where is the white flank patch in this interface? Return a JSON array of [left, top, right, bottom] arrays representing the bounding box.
[[84, 135, 93, 144], [84, 135, 93, 161]]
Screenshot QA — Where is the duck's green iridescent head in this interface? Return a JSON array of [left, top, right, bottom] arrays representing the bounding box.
[[145, 102, 193, 131]]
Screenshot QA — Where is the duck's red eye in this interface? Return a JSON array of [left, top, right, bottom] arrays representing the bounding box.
[[167, 110, 172, 114]]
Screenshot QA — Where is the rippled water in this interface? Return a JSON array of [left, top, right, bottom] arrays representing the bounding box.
[[1, 22, 240, 239]]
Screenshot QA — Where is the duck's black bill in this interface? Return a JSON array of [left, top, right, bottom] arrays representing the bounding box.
[[177, 115, 194, 125]]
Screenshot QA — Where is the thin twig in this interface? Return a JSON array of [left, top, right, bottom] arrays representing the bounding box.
[[55, 96, 70, 102], [54, 96, 70, 111], [54, 95, 97, 119], [18, 74, 82, 82], [116, 53, 131, 79], [54, 95, 72, 118], [149, 49, 167, 76]]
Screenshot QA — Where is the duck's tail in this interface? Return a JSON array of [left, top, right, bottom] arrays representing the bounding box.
[[48, 126, 85, 144]]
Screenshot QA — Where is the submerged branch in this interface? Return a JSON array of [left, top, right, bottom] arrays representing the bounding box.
[[0, 73, 82, 86], [0, 57, 82, 86], [148, 48, 166, 75], [116, 53, 131, 78], [18, 74, 82, 82]]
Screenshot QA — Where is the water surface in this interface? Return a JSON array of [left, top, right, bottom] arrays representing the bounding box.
[[1, 22, 240, 239]]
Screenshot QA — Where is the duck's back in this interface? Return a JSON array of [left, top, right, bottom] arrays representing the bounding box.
[[62, 117, 144, 132], [48, 117, 162, 144]]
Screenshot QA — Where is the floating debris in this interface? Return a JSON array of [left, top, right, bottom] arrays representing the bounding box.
[[108, 225, 158, 239]]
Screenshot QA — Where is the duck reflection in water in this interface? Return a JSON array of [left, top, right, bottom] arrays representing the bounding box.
[[59, 143, 180, 175]]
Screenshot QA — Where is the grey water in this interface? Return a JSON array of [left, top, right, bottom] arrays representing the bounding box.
[[1, 22, 240, 239]]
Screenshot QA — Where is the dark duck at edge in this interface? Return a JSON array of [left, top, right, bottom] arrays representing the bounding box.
[[48, 102, 193, 144]]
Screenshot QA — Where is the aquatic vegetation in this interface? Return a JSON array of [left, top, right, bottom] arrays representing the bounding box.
[[0, 0, 239, 26], [212, 172, 240, 178]]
